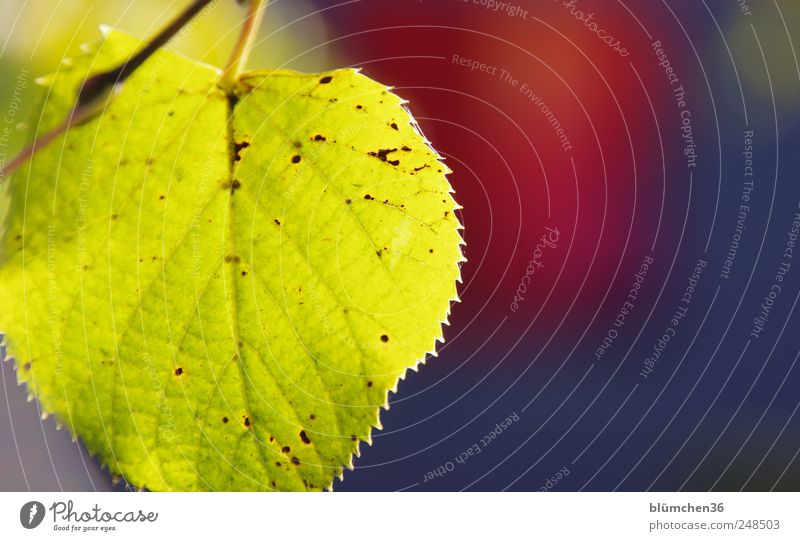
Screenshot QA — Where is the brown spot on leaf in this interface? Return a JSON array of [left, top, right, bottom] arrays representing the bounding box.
[[381, 335, 389, 342], [291, 155, 302, 164], [174, 367, 184, 376], [369, 148, 398, 163], [233, 141, 250, 161], [319, 76, 333, 84], [299, 430, 311, 444]]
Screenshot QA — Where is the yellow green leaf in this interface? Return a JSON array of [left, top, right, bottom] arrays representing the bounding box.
[[0, 29, 462, 491]]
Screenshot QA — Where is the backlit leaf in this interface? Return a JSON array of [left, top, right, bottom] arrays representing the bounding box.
[[0, 29, 462, 491]]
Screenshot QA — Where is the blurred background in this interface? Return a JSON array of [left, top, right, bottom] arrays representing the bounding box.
[[2, 0, 799, 491]]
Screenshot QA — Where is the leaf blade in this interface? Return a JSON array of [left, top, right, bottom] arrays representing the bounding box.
[[0, 29, 462, 491]]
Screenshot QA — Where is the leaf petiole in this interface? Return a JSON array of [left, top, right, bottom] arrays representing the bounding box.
[[218, 0, 267, 93]]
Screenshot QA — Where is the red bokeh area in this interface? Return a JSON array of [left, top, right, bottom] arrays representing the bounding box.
[[326, 1, 671, 339]]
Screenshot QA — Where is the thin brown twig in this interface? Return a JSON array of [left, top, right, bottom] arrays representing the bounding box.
[[0, 0, 216, 182]]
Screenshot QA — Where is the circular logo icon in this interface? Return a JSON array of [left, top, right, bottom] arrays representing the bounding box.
[[20, 501, 45, 529]]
